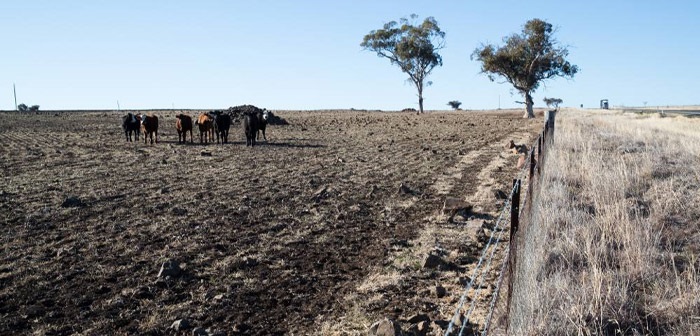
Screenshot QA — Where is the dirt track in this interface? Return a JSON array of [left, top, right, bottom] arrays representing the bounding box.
[[0, 110, 540, 335]]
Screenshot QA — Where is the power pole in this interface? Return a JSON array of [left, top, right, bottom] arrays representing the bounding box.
[[498, 94, 501, 110], [13, 83, 17, 111]]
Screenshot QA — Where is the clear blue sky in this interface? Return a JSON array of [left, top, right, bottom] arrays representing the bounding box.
[[2, 1, 699, 110]]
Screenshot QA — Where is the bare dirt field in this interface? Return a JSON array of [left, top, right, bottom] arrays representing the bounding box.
[[0, 109, 541, 335]]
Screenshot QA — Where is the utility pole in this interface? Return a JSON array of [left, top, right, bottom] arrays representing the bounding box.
[[498, 94, 501, 110], [13, 83, 17, 111]]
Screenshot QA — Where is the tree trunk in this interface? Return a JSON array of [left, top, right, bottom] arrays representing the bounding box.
[[418, 95, 424, 115], [523, 91, 535, 118]]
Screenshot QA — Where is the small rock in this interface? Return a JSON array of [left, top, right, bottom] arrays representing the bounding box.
[[369, 317, 402, 336], [61, 196, 85, 208], [172, 207, 188, 216], [435, 285, 447, 298], [171, 319, 190, 331], [200, 151, 212, 157], [158, 259, 182, 278], [416, 321, 430, 335], [192, 327, 208, 335], [160, 187, 170, 194]]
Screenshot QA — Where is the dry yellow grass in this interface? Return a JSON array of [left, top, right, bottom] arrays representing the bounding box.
[[509, 110, 700, 335]]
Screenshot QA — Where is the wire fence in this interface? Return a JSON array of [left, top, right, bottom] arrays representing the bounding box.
[[443, 111, 557, 336]]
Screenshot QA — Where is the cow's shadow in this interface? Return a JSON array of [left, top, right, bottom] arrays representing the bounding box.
[[134, 139, 325, 148], [263, 142, 325, 148]]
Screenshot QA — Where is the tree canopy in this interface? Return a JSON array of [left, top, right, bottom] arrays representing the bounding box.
[[472, 19, 578, 118], [361, 14, 445, 114], [447, 100, 462, 110], [543, 97, 563, 110]]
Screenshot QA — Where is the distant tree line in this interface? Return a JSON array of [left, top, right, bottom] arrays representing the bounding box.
[[18, 103, 40, 112]]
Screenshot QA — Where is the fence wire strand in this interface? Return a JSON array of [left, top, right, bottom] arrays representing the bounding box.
[[459, 213, 509, 335], [481, 245, 510, 336], [443, 182, 516, 336]]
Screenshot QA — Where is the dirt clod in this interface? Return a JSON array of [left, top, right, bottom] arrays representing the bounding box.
[[423, 254, 446, 269], [171, 207, 188, 216], [61, 196, 85, 208], [170, 319, 190, 331], [158, 259, 182, 278], [435, 285, 447, 298], [369, 317, 402, 336]]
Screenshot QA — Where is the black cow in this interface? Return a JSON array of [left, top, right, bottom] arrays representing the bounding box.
[[243, 112, 259, 147], [122, 113, 140, 142], [212, 112, 231, 144], [257, 110, 269, 141]]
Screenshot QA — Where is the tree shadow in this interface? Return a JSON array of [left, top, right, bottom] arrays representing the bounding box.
[[129, 139, 325, 148]]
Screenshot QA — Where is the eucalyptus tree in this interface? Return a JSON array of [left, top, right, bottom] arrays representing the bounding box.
[[447, 100, 462, 110], [362, 14, 445, 114], [472, 19, 578, 118]]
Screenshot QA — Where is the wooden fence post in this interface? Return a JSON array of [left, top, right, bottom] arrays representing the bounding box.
[[510, 179, 520, 239], [537, 135, 543, 175], [529, 147, 536, 182], [506, 179, 521, 333], [545, 110, 556, 141]]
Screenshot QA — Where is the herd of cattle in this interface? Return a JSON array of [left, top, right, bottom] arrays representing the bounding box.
[[121, 110, 270, 147]]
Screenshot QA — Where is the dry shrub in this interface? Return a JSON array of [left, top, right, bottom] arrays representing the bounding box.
[[509, 112, 700, 335]]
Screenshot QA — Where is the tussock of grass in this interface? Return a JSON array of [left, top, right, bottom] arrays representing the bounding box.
[[510, 112, 700, 335]]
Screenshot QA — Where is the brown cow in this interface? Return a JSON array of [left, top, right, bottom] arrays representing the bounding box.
[[140, 114, 159, 144], [175, 114, 193, 144], [195, 113, 215, 144]]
